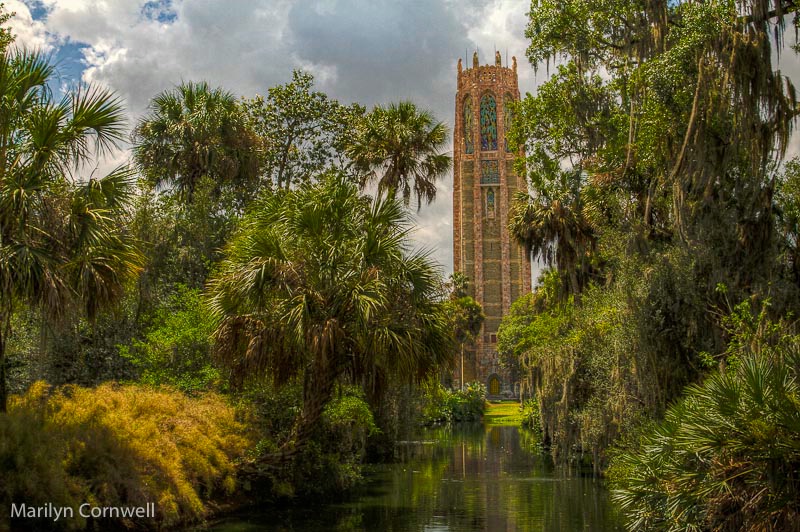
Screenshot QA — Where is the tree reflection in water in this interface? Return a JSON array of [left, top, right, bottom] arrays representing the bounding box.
[[209, 425, 621, 531]]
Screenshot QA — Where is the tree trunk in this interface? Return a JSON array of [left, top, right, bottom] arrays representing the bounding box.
[[0, 320, 7, 413], [291, 360, 338, 449], [251, 352, 340, 469], [460, 343, 464, 391]]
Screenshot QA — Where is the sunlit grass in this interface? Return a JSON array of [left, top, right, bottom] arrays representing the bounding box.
[[0, 382, 254, 529], [482, 401, 524, 426]]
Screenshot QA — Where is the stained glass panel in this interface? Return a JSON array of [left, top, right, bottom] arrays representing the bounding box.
[[480, 94, 497, 151], [463, 98, 474, 154], [480, 160, 499, 184]]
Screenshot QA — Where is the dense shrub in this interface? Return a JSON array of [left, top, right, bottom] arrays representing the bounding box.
[[500, 249, 716, 469], [421, 380, 486, 424], [609, 310, 800, 531], [0, 382, 252, 530], [243, 383, 378, 499], [119, 285, 219, 392]]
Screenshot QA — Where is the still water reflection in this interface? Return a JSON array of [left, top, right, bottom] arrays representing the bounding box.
[[209, 424, 621, 531]]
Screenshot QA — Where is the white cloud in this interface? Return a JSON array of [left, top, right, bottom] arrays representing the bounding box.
[[6, 0, 54, 50], [32, 0, 295, 114]]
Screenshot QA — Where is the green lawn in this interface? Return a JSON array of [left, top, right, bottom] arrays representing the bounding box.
[[483, 401, 524, 426]]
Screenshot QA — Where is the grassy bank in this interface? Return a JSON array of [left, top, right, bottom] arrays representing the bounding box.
[[0, 382, 254, 531], [483, 401, 524, 427]]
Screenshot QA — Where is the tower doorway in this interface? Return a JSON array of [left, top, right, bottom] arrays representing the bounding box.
[[488, 375, 500, 395]]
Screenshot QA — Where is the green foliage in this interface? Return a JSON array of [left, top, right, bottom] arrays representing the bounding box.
[[504, 1, 800, 482], [348, 101, 451, 209], [119, 285, 218, 392], [520, 398, 543, 440], [445, 296, 484, 346], [446, 272, 470, 299], [208, 173, 452, 462], [776, 157, 800, 284], [0, 48, 141, 411], [242, 70, 364, 190], [243, 383, 378, 499], [0, 382, 253, 530], [0, 4, 13, 52], [421, 380, 485, 424], [609, 310, 800, 532], [133, 175, 237, 293], [501, 250, 720, 468], [133, 81, 259, 204], [497, 273, 573, 373], [508, 171, 599, 297], [8, 303, 143, 393]]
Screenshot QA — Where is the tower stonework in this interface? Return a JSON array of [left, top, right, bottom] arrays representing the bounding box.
[[453, 52, 531, 397]]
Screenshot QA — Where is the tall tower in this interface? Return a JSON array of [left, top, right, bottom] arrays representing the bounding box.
[[453, 51, 531, 396]]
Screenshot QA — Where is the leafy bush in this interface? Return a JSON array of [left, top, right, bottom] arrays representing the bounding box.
[[609, 310, 800, 532], [119, 285, 219, 392], [243, 384, 379, 499], [500, 251, 711, 469], [421, 380, 486, 424], [0, 382, 252, 530]]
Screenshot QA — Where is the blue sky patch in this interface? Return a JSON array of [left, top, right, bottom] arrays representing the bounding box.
[[141, 0, 177, 24]]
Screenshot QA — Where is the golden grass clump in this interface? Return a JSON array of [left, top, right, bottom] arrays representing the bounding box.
[[0, 382, 253, 529]]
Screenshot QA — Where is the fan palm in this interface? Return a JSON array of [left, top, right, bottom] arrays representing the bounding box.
[[207, 173, 452, 464], [510, 171, 597, 297], [348, 101, 451, 209], [133, 81, 258, 202], [611, 337, 800, 532], [0, 49, 142, 412]]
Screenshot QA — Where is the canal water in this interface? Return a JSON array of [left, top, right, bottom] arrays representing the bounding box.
[[208, 424, 621, 531]]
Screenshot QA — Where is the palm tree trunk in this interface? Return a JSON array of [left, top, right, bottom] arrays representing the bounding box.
[[254, 354, 340, 467], [293, 358, 338, 447]]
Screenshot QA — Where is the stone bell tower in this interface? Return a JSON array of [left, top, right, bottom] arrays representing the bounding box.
[[452, 51, 531, 397]]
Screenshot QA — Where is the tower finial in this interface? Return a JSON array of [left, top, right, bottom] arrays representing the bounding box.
[[512, 56, 517, 72], [472, 50, 479, 68], [495, 50, 501, 66], [457, 57, 462, 74]]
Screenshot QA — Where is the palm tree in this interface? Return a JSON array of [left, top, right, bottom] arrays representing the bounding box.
[[509, 171, 597, 297], [348, 101, 451, 209], [207, 173, 452, 464], [447, 296, 484, 391], [133, 81, 258, 203], [611, 327, 800, 532], [0, 49, 142, 412]]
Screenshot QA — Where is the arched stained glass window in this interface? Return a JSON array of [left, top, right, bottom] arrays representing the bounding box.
[[480, 93, 497, 151], [463, 97, 474, 154], [504, 94, 514, 152]]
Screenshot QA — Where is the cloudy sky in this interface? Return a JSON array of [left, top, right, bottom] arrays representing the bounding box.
[[6, 1, 800, 275], [7, 0, 546, 274]]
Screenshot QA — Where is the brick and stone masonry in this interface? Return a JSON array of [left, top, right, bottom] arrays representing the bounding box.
[[452, 51, 532, 397]]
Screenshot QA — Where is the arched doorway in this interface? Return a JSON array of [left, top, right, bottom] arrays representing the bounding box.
[[487, 374, 501, 396]]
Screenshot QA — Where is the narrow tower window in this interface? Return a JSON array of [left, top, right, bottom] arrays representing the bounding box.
[[463, 97, 474, 154], [480, 93, 497, 151]]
